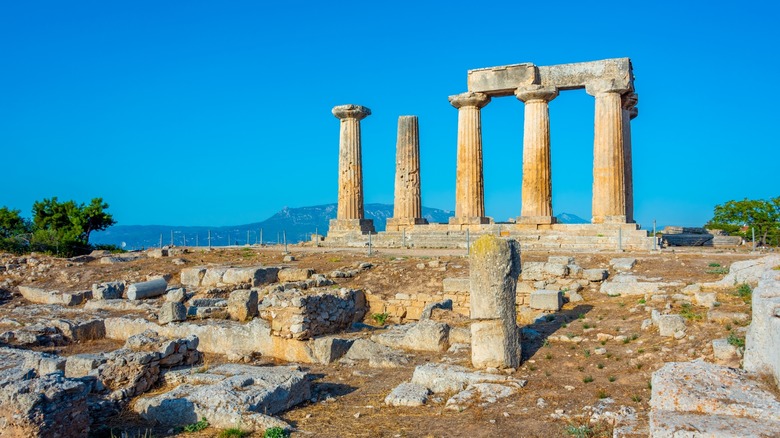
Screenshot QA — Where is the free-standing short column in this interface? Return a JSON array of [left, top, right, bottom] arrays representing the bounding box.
[[387, 116, 428, 231], [515, 85, 558, 225], [622, 93, 638, 224], [448, 92, 491, 226], [329, 104, 375, 234], [586, 82, 629, 224]]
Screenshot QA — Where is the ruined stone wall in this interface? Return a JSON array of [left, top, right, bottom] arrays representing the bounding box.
[[259, 288, 366, 339]]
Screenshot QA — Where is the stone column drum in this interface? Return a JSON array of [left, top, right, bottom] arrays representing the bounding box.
[[622, 93, 638, 224], [515, 85, 559, 225], [329, 104, 375, 234], [387, 116, 428, 231], [448, 92, 492, 226], [469, 235, 522, 369], [586, 81, 629, 224]]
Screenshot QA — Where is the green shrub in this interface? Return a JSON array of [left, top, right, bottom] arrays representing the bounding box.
[[219, 428, 249, 438], [183, 417, 209, 433], [371, 312, 389, 326], [727, 331, 745, 348], [679, 303, 703, 321], [736, 284, 752, 304], [264, 426, 288, 438]]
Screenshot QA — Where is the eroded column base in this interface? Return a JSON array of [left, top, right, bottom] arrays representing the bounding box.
[[592, 215, 627, 224], [516, 215, 557, 225], [328, 219, 375, 235], [385, 217, 429, 232]]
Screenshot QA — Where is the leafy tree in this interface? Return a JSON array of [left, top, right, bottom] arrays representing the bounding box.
[[0, 207, 30, 238], [706, 197, 780, 246], [31, 197, 116, 256]]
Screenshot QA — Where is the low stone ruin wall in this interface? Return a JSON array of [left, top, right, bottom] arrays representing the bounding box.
[[744, 265, 780, 387], [259, 288, 366, 339], [180, 265, 279, 288]]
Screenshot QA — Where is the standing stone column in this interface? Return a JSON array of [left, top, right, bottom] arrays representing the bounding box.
[[387, 116, 428, 232], [515, 85, 559, 225], [586, 81, 630, 224], [622, 93, 638, 224], [469, 235, 522, 369], [448, 92, 492, 226], [329, 104, 375, 234]]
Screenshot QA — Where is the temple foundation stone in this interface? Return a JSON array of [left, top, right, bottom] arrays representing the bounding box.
[[387, 116, 428, 231], [329, 104, 375, 235]]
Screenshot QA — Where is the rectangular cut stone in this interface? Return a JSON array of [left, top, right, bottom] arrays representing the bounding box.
[[470, 238, 521, 320], [467, 63, 536, 96], [537, 58, 632, 90], [471, 319, 520, 369], [529, 290, 562, 311]]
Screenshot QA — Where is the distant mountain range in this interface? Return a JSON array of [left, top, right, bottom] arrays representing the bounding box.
[[91, 203, 588, 250]]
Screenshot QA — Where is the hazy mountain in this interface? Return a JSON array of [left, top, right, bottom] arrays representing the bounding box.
[[91, 203, 454, 250], [555, 213, 589, 224]]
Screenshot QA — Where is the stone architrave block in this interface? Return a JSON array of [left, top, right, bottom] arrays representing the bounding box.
[[470, 319, 521, 369], [201, 267, 228, 287], [610, 258, 637, 270], [127, 278, 168, 300], [180, 267, 207, 287], [223, 267, 279, 286], [470, 236, 521, 320], [529, 290, 563, 311]]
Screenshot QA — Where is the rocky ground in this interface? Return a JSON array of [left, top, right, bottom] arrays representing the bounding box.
[[0, 244, 776, 437]]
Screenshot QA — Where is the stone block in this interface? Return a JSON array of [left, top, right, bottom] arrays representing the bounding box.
[[610, 257, 637, 270], [92, 281, 125, 300], [693, 291, 718, 308], [148, 248, 168, 258], [278, 268, 315, 283], [548, 256, 575, 265], [384, 382, 429, 407], [744, 268, 780, 387], [159, 302, 186, 325], [65, 353, 106, 378], [657, 314, 686, 337], [312, 337, 354, 364], [529, 290, 562, 311], [228, 289, 258, 322], [520, 262, 546, 281], [712, 338, 741, 364], [201, 267, 228, 287], [127, 278, 168, 300], [180, 267, 207, 287], [583, 269, 609, 282], [166, 288, 187, 303], [543, 263, 569, 277], [223, 267, 279, 286], [470, 319, 520, 369]]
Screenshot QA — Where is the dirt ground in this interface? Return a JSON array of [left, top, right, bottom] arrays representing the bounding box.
[[0, 245, 769, 437]]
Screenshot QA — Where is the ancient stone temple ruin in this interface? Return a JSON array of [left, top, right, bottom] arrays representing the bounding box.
[[325, 58, 657, 250]]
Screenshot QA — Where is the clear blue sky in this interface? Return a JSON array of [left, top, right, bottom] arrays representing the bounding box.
[[1, 1, 778, 228]]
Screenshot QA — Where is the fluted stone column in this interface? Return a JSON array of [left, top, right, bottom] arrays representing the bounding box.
[[329, 104, 375, 234], [470, 235, 522, 369], [515, 85, 558, 225], [387, 116, 428, 231], [586, 82, 630, 224], [622, 93, 638, 224], [448, 92, 492, 226]]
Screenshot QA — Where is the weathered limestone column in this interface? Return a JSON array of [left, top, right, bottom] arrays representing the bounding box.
[[387, 116, 428, 231], [448, 92, 492, 226], [329, 104, 375, 234], [469, 235, 522, 369], [586, 81, 630, 224], [514, 85, 559, 225], [622, 93, 638, 224]]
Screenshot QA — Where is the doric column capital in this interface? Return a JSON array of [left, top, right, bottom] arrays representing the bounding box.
[[622, 92, 639, 120], [585, 80, 631, 97], [448, 91, 491, 109], [514, 85, 558, 103], [332, 104, 371, 121]]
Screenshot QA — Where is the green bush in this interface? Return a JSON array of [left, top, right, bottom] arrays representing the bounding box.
[[218, 428, 249, 438], [263, 427, 288, 438], [736, 284, 752, 304], [727, 331, 745, 348], [183, 417, 209, 433], [371, 312, 389, 326]]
